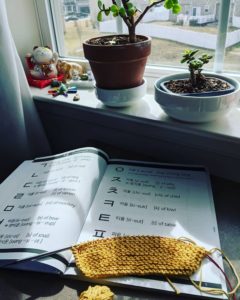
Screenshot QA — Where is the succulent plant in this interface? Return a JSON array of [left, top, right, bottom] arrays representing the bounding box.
[[181, 49, 213, 87]]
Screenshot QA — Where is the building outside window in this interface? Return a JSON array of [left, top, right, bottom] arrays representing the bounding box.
[[47, 0, 240, 74], [204, 5, 210, 13]]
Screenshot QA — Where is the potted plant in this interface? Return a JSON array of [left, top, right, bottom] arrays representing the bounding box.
[[161, 49, 235, 96], [155, 49, 240, 122], [83, 0, 181, 106]]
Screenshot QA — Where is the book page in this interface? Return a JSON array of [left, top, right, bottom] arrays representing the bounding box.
[[67, 160, 226, 299], [0, 147, 108, 274]]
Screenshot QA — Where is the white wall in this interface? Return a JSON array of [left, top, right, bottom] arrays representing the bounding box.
[[5, 0, 41, 68], [233, 15, 240, 27]]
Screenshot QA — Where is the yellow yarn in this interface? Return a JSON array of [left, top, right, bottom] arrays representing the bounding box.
[[72, 236, 208, 279], [79, 285, 114, 300], [72, 236, 240, 298]]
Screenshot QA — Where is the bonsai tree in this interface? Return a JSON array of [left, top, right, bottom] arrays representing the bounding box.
[[97, 0, 182, 43], [181, 49, 213, 88]]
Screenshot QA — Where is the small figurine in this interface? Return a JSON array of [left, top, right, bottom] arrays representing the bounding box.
[[57, 60, 84, 83], [80, 73, 89, 81], [49, 83, 78, 97], [52, 83, 68, 97], [71, 68, 81, 81], [26, 46, 59, 80], [67, 86, 78, 93], [50, 79, 61, 88], [73, 93, 80, 101]]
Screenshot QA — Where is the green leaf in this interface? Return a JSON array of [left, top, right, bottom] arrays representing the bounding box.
[[110, 4, 119, 13], [119, 7, 126, 17], [180, 58, 188, 64], [97, 0, 102, 10], [189, 49, 199, 57], [182, 49, 190, 55], [105, 9, 111, 16], [113, 11, 119, 17], [127, 2, 133, 9], [183, 49, 198, 58], [97, 11, 103, 22], [190, 59, 203, 70], [128, 7, 136, 16], [199, 54, 213, 64], [164, 0, 173, 10], [126, 2, 136, 16], [172, 3, 181, 14]]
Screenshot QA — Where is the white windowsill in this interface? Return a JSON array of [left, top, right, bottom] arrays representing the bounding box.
[[31, 84, 240, 140], [32, 81, 240, 182]]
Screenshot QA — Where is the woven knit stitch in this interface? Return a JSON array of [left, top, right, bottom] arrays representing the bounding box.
[[72, 236, 208, 279]]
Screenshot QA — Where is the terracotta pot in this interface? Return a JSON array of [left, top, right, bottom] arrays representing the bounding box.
[[83, 35, 151, 89]]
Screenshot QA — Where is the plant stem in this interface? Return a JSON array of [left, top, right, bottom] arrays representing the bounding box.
[[117, 0, 135, 41], [113, 0, 166, 43], [190, 68, 196, 87], [128, 24, 136, 43]]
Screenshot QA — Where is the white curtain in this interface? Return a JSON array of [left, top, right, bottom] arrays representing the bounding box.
[[0, 0, 51, 182]]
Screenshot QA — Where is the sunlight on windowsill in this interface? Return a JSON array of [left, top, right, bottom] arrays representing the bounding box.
[[31, 79, 240, 142]]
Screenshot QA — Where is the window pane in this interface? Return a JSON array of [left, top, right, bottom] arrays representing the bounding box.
[[56, 0, 116, 58], [52, 0, 240, 73], [135, 0, 218, 70]]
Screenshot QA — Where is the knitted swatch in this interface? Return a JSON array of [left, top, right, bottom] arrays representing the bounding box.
[[72, 236, 208, 279]]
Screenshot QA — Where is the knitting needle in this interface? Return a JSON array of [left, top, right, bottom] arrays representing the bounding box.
[[1, 245, 72, 268]]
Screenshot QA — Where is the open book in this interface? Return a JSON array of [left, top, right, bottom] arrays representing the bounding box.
[[0, 147, 227, 299]]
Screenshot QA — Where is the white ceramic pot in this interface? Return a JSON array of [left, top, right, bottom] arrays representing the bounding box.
[[154, 72, 240, 123], [95, 78, 147, 107]]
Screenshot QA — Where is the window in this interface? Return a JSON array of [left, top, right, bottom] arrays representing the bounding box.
[[192, 7, 201, 16], [204, 5, 210, 13], [37, 0, 240, 75], [67, 5, 72, 13]]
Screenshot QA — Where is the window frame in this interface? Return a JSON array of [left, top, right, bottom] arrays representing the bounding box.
[[34, 0, 237, 79]]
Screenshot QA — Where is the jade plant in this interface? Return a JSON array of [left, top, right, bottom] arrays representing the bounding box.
[[181, 49, 213, 88], [164, 48, 231, 95], [97, 0, 181, 43]]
